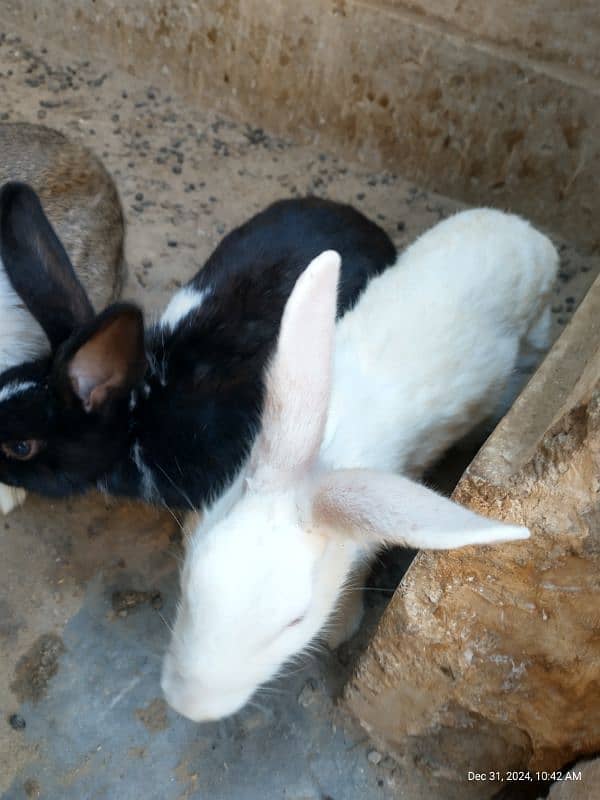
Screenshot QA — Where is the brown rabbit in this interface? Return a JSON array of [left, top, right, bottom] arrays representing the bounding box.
[[0, 122, 125, 511], [0, 122, 125, 306]]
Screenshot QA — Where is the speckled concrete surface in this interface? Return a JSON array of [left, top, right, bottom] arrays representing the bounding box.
[[0, 25, 598, 800]]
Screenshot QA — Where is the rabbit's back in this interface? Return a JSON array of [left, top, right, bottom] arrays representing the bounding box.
[[0, 122, 124, 309], [394, 208, 557, 334], [133, 197, 397, 508], [323, 209, 559, 476], [194, 196, 397, 314]]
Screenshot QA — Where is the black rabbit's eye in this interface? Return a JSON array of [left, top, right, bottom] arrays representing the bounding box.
[[1, 439, 42, 461]]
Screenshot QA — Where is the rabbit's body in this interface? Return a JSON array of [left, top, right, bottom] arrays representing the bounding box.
[[106, 198, 396, 505], [163, 211, 557, 723], [0, 124, 124, 511], [0, 191, 395, 506], [0, 123, 124, 313], [323, 208, 557, 478]]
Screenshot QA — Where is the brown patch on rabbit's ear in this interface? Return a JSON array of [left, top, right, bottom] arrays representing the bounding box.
[[64, 304, 147, 413]]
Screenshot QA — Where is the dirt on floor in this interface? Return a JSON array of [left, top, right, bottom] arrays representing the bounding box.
[[10, 635, 66, 705], [0, 22, 598, 800]]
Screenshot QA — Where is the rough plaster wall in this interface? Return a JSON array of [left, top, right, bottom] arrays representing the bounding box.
[[3, 0, 600, 251], [392, 0, 600, 79]]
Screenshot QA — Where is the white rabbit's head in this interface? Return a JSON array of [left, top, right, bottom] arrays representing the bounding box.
[[162, 250, 528, 722]]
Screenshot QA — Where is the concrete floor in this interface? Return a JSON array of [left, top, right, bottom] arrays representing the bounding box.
[[1, 25, 598, 800]]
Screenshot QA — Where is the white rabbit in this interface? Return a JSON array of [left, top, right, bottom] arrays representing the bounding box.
[[162, 209, 558, 723]]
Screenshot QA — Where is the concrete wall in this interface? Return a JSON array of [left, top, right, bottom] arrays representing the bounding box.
[[4, 0, 600, 249]]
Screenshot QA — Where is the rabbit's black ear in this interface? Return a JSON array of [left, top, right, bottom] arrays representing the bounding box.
[[57, 303, 147, 414], [0, 181, 95, 349]]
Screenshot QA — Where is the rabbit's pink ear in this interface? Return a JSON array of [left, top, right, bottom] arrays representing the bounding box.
[[249, 251, 340, 489], [312, 469, 530, 550]]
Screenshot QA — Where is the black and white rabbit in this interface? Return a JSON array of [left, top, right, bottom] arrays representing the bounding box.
[[0, 124, 125, 512], [0, 183, 396, 506]]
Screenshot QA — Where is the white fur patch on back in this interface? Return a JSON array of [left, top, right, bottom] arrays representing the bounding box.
[[160, 287, 209, 332], [0, 380, 37, 404]]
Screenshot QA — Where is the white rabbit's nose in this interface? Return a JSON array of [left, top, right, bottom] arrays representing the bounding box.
[[161, 655, 200, 720], [161, 652, 253, 723]]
